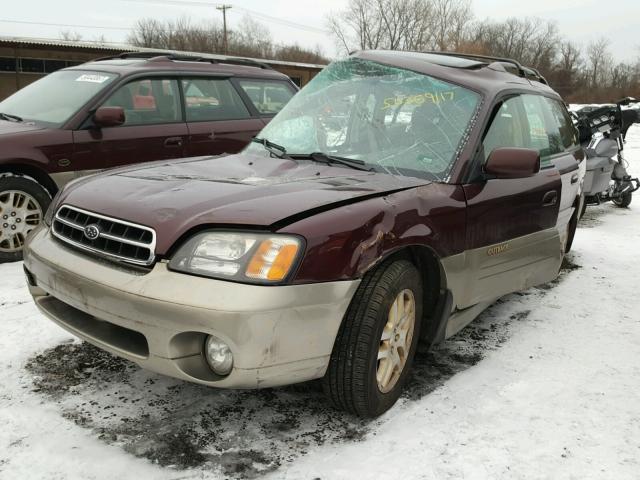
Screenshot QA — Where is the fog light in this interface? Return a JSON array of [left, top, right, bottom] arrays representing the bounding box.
[[204, 335, 233, 376]]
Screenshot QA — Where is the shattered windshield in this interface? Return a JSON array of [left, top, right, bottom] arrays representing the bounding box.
[[246, 57, 481, 181]]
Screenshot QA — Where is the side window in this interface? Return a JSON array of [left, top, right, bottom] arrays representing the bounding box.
[[182, 78, 250, 122], [482, 96, 528, 159], [544, 97, 579, 150], [238, 79, 296, 115], [520, 94, 563, 165], [103, 78, 180, 126]]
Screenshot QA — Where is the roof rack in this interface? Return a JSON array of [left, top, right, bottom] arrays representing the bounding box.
[[93, 52, 273, 70], [423, 51, 548, 85]]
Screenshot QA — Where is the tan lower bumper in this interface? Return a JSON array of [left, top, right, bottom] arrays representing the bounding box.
[[23, 226, 359, 389]]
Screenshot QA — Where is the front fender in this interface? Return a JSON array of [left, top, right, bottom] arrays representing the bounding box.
[[279, 183, 467, 284]]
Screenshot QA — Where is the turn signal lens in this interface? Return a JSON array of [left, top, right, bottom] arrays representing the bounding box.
[[246, 238, 300, 281]]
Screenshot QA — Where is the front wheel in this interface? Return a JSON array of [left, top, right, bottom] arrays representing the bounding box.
[[323, 259, 423, 417], [612, 191, 632, 208], [0, 176, 51, 263]]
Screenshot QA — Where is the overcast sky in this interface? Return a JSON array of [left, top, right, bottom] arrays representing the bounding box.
[[1, 0, 638, 61]]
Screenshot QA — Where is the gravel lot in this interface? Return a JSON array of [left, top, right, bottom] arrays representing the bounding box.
[[1, 127, 639, 480]]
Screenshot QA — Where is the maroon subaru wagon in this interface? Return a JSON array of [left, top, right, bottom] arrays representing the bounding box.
[[0, 53, 297, 261], [24, 51, 584, 416]]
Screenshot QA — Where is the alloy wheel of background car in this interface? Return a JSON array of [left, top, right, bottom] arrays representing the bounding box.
[[0, 176, 50, 262], [323, 259, 423, 417]]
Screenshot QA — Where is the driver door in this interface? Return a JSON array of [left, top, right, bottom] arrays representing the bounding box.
[[458, 95, 563, 308], [72, 78, 188, 169]]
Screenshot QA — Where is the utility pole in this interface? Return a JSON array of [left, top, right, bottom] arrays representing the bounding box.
[[216, 4, 232, 55]]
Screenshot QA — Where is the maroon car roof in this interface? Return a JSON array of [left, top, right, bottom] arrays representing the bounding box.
[[353, 50, 559, 99], [65, 57, 291, 80]]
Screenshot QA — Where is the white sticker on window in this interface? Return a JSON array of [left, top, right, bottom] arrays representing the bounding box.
[[75, 74, 110, 84]]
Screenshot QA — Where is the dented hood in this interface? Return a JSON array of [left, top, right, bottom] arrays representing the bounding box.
[[59, 154, 429, 255], [0, 119, 44, 135]]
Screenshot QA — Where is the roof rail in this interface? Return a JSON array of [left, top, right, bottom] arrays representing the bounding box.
[[93, 51, 273, 70], [423, 51, 548, 85]]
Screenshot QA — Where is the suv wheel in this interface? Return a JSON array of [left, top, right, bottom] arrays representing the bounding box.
[[323, 259, 423, 417], [0, 176, 51, 263]]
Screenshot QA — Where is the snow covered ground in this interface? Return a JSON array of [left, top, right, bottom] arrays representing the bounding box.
[[1, 127, 640, 479]]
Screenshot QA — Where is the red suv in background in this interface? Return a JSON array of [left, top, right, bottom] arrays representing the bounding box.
[[0, 53, 298, 261]]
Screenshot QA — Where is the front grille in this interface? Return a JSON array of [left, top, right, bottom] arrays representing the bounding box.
[[52, 205, 156, 266]]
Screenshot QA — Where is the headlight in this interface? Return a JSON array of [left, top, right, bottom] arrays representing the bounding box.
[[168, 231, 303, 284]]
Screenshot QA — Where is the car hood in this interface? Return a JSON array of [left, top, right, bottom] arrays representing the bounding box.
[[59, 154, 430, 255], [0, 119, 44, 135]]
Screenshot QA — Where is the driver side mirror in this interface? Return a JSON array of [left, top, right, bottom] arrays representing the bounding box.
[[484, 147, 540, 179], [94, 106, 125, 128]]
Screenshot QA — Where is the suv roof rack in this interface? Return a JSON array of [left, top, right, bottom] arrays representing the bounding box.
[[423, 51, 548, 85], [93, 52, 273, 70]]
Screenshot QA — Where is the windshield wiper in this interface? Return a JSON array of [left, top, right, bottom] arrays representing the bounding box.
[[251, 137, 289, 159], [0, 112, 23, 122], [291, 152, 374, 172]]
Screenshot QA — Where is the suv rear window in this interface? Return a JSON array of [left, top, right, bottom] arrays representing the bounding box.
[[238, 79, 295, 115], [182, 78, 250, 122]]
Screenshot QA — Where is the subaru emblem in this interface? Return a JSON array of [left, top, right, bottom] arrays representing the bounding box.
[[84, 224, 100, 240]]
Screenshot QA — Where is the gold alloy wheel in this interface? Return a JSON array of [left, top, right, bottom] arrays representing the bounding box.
[[0, 190, 43, 253], [376, 288, 416, 393]]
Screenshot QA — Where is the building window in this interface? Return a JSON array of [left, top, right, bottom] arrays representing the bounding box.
[[20, 59, 45, 73], [44, 60, 67, 73], [0, 58, 17, 72], [289, 76, 302, 87]]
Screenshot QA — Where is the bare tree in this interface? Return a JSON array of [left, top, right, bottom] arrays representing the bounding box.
[[327, 0, 388, 53], [127, 16, 327, 63], [431, 0, 473, 51], [59, 30, 83, 42], [230, 14, 274, 58], [586, 38, 612, 88]]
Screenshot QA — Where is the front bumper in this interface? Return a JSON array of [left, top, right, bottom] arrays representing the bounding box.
[[23, 226, 359, 388]]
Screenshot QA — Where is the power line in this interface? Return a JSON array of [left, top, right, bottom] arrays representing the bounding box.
[[0, 19, 133, 32], [122, 0, 330, 34]]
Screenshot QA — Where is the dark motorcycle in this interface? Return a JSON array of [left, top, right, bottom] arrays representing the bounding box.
[[574, 98, 640, 214]]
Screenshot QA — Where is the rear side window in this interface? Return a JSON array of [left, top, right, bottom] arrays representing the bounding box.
[[238, 79, 295, 115], [182, 78, 250, 122], [103, 78, 181, 126]]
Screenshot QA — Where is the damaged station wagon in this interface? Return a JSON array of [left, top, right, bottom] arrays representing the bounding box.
[[24, 51, 584, 417]]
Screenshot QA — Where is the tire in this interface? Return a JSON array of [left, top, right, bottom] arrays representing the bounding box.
[[0, 175, 51, 263], [579, 200, 587, 219], [612, 191, 632, 208], [565, 195, 581, 253], [322, 259, 423, 417]]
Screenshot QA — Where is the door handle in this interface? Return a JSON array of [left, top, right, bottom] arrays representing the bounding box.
[[571, 173, 579, 184], [164, 137, 183, 147], [542, 190, 558, 206]]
